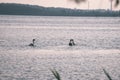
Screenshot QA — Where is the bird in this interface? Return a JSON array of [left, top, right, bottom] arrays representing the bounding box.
[[29, 39, 35, 47], [69, 39, 75, 46]]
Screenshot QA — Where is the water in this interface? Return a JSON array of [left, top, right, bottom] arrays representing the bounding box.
[[0, 15, 120, 80], [0, 15, 120, 50]]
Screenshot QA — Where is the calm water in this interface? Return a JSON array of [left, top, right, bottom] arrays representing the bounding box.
[[0, 15, 120, 80], [0, 15, 120, 50]]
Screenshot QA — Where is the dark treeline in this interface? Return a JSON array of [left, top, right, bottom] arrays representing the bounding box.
[[0, 3, 120, 17]]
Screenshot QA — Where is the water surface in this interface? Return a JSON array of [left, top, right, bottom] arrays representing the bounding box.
[[0, 15, 120, 80]]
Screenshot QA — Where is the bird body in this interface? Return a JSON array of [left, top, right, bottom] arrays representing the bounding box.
[[29, 43, 34, 46], [69, 39, 75, 46]]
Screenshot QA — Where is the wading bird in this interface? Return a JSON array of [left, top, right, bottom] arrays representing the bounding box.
[[29, 39, 35, 47], [69, 39, 75, 46]]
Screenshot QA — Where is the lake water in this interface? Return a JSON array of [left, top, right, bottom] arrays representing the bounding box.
[[0, 15, 120, 80]]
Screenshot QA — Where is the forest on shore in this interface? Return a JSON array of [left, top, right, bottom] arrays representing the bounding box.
[[0, 3, 120, 17]]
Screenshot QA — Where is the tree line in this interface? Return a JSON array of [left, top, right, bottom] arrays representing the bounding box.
[[0, 3, 119, 17]]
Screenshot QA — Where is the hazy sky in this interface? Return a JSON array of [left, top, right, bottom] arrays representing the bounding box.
[[0, 0, 119, 10]]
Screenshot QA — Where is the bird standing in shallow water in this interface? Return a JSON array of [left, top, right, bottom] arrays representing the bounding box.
[[29, 39, 35, 47], [69, 39, 75, 46]]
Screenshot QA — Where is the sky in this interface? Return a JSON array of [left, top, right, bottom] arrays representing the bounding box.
[[0, 0, 119, 10]]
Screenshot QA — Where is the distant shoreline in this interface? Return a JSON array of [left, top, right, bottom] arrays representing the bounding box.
[[0, 14, 120, 18], [0, 3, 120, 17]]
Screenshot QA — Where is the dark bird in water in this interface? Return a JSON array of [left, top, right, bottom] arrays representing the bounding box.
[[29, 39, 35, 47], [69, 39, 75, 46]]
